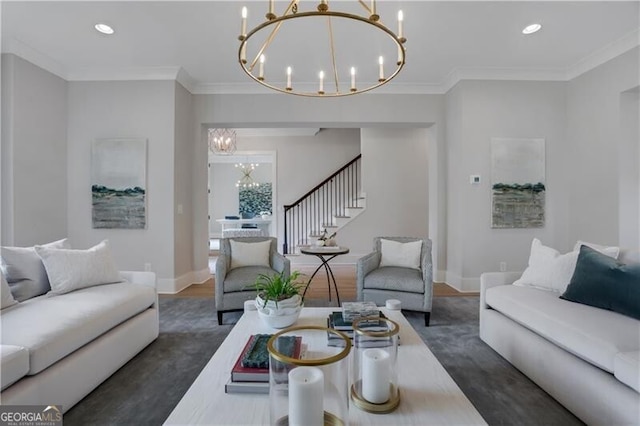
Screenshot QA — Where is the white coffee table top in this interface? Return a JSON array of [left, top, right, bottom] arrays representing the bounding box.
[[164, 307, 486, 426]]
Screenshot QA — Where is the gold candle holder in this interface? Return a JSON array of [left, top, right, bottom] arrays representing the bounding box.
[[350, 316, 400, 413], [268, 326, 351, 426]]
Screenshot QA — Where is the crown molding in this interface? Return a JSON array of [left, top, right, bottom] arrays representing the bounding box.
[[566, 28, 639, 80], [2, 37, 68, 80], [442, 66, 569, 92], [66, 66, 181, 82], [191, 81, 446, 95], [4, 27, 638, 94]]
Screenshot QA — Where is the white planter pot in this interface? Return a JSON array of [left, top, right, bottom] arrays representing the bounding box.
[[255, 294, 303, 329]]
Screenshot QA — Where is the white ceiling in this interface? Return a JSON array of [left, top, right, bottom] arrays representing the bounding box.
[[2, 1, 638, 94]]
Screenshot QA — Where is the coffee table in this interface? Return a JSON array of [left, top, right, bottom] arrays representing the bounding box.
[[164, 308, 486, 425]]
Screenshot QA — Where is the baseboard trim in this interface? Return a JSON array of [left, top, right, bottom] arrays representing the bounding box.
[[157, 268, 211, 294], [444, 271, 480, 292]]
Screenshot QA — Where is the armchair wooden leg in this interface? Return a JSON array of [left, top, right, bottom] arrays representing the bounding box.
[[217, 311, 224, 325], [425, 312, 431, 327]]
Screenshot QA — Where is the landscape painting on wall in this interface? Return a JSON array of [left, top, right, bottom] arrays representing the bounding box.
[[91, 138, 147, 229], [491, 138, 545, 228]]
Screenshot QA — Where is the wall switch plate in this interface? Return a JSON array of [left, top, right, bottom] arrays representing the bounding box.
[[499, 262, 507, 272], [470, 175, 481, 184], [144, 263, 152, 272]]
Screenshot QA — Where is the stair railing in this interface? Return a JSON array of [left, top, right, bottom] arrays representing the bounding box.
[[283, 155, 361, 254]]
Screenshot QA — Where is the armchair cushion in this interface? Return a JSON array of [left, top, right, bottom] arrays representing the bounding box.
[[379, 239, 422, 270], [363, 267, 424, 293], [230, 240, 271, 269], [222, 266, 276, 293]]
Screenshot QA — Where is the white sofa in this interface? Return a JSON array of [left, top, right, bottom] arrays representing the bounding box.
[[0, 271, 159, 412], [480, 249, 640, 425]]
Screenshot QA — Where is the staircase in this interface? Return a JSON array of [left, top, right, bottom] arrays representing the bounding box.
[[283, 155, 365, 255]]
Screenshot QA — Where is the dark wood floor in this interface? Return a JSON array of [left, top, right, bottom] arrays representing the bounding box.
[[162, 263, 476, 299]]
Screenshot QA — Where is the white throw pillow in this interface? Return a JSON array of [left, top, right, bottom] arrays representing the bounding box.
[[0, 270, 17, 309], [230, 240, 271, 269], [379, 239, 422, 270], [35, 240, 122, 295], [513, 238, 619, 293], [0, 238, 70, 301]]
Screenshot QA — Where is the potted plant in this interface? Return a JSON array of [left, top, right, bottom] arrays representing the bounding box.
[[253, 271, 305, 328]]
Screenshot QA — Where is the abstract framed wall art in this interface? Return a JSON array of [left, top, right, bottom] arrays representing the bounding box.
[[491, 138, 545, 228], [91, 138, 147, 229]]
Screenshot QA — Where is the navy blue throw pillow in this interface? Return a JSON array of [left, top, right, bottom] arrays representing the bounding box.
[[560, 245, 640, 320]]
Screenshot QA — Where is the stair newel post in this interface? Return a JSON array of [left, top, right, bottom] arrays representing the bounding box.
[[283, 206, 289, 254]]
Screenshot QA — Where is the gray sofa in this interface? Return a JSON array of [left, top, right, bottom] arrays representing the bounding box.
[[1, 271, 159, 412], [480, 249, 640, 425], [357, 237, 433, 326]]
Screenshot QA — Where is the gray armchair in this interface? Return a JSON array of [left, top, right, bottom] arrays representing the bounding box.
[[356, 237, 433, 326], [215, 237, 290, 324]]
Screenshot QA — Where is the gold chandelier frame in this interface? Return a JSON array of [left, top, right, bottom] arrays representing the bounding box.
[[238, 1, 406, 97]]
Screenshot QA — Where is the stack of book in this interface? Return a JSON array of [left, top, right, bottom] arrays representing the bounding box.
[[327, 310, 393, 348], [225, 334, 302, 394]]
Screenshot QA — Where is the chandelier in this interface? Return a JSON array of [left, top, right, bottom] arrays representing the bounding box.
[[236, 163, 261, 188], [208, 128, 237, 155], [238, 1, 406, 97]]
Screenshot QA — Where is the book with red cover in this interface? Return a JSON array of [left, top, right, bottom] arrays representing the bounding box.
[[231, 334, 302, 382]]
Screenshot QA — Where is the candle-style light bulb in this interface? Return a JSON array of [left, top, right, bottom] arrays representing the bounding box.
[[286, 66, 292, 90], [378, 56, 384, 81], [398, 10, 404, 39], [269, 0, 274, 15], [241, 7, 247, 37], [371, 0, 376, 16], [319, 70, 325, 94], [259, 54, 265, 80], [350, 67, 356, 92]]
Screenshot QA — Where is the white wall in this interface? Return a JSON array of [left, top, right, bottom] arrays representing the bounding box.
[[567, 47, 640, 247], [445, 80, 568, 291], [67, 80, 176, 282], [334, 128, 430, 255], [0, 54, 67, 246], [210, 163, 241, 234], [619, 89, 639, 249], [174, 82, 196, 280]]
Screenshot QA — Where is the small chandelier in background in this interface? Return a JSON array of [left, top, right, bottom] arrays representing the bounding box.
[[236, 163, 260, 188], [238, 0, 406, 97], [208, 128, 237, 155]]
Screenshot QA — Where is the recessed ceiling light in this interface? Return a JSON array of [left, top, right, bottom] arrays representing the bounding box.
[[522, 23, 542, 35], [94, 23, 114, 35]]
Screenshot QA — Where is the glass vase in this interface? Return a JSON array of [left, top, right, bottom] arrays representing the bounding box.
[[268, 325, 351, 426]]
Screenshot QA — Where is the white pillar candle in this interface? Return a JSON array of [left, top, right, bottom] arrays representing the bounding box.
[[378, 56, 384, 80], [288, 367, 324, 426], [241, 7, 247, 37], [286, 66, 292, 90], [397, 10, 404, 39], [362, 348, 391, 404], [350, 67, 356, 91], [319, 71, 325, 93], [259, 54, 265, 79]]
